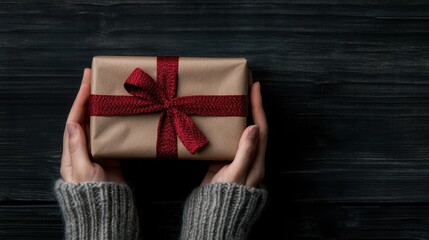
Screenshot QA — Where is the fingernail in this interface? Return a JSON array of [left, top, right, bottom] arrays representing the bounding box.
[[66, 122, 77, 136], [248, 124, 259, 141]]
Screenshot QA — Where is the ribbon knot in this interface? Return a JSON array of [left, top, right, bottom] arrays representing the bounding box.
[[90, 56, 248, 159], [163, 100, 171, 110]]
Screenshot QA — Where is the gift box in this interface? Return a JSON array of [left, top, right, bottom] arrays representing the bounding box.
[[89, 56, 250, 160]]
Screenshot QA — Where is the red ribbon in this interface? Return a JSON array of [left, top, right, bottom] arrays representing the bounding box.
[[90, 56, 248, 159]]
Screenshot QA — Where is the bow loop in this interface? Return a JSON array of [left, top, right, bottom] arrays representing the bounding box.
[[124, 68, 161, 102]]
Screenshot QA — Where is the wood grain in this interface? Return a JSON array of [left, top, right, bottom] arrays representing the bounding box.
[[1, 0, 429, 239], [2, 204, 429, 240]]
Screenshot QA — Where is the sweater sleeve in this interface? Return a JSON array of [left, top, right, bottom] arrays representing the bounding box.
[[54, 179, 140, 240], [180, 182, 267, 240]]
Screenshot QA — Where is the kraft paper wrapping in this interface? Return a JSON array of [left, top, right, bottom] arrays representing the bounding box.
[[90, 56, 249, 160]]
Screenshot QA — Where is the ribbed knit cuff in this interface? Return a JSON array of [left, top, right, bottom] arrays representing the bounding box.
[[180, 182, 267, 240], [54, 179, 140, 240]]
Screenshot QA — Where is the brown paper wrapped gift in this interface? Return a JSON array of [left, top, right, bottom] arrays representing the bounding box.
[[89, 56, 250, 160]]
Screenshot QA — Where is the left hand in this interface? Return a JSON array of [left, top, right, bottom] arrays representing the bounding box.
[[201, 82, 268, 187], [60, 68, 124, 183]]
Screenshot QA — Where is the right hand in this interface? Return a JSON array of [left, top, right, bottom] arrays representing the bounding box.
[[201, 82, 268, 187], [60, 68, 124, 183]]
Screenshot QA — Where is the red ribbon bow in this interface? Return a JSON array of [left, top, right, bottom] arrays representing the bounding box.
[[90, 56, 248, 159]]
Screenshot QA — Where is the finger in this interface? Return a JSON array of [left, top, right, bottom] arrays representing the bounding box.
[[229, 125, 259, 177], [67, 122, 93, 181], [250, 82, 268, 135], [67, 68, 91, 124], [60, 127, 72, 182], [246, 82, 268, 186], [84, 109, 91, 153], [61, 69, 91, 181]]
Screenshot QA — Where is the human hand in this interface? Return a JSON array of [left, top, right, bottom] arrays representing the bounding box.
[[60, 68, 124, 183], [201, 81, 268, 187]]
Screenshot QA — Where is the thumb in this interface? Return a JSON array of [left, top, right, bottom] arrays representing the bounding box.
[[229, 125, 259, 175], [66, 122, 93, 172]]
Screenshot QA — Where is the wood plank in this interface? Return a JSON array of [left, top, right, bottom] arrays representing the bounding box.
[[2, 1, 429, 16], [2, 0, 429, 239], [0, 204, 63, 239], [0, 1, 429, 203], [254, 204, 429, 239], [2, 203, 429, 240]]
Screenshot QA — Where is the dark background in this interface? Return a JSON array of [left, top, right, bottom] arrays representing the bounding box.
[[1, 1, 429, 239]]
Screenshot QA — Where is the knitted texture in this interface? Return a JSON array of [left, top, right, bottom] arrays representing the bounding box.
[[180, 182, 268, 240], [54, 180, 139, 240]]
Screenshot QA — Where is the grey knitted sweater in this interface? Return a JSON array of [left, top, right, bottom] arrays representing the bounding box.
[[55, 180, 267, 239]]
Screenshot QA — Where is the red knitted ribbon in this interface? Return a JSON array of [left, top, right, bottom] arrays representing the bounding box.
[[90, 56, 248, 159]]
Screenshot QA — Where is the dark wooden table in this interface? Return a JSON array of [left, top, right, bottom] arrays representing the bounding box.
[[2, 1, 429, 239]]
